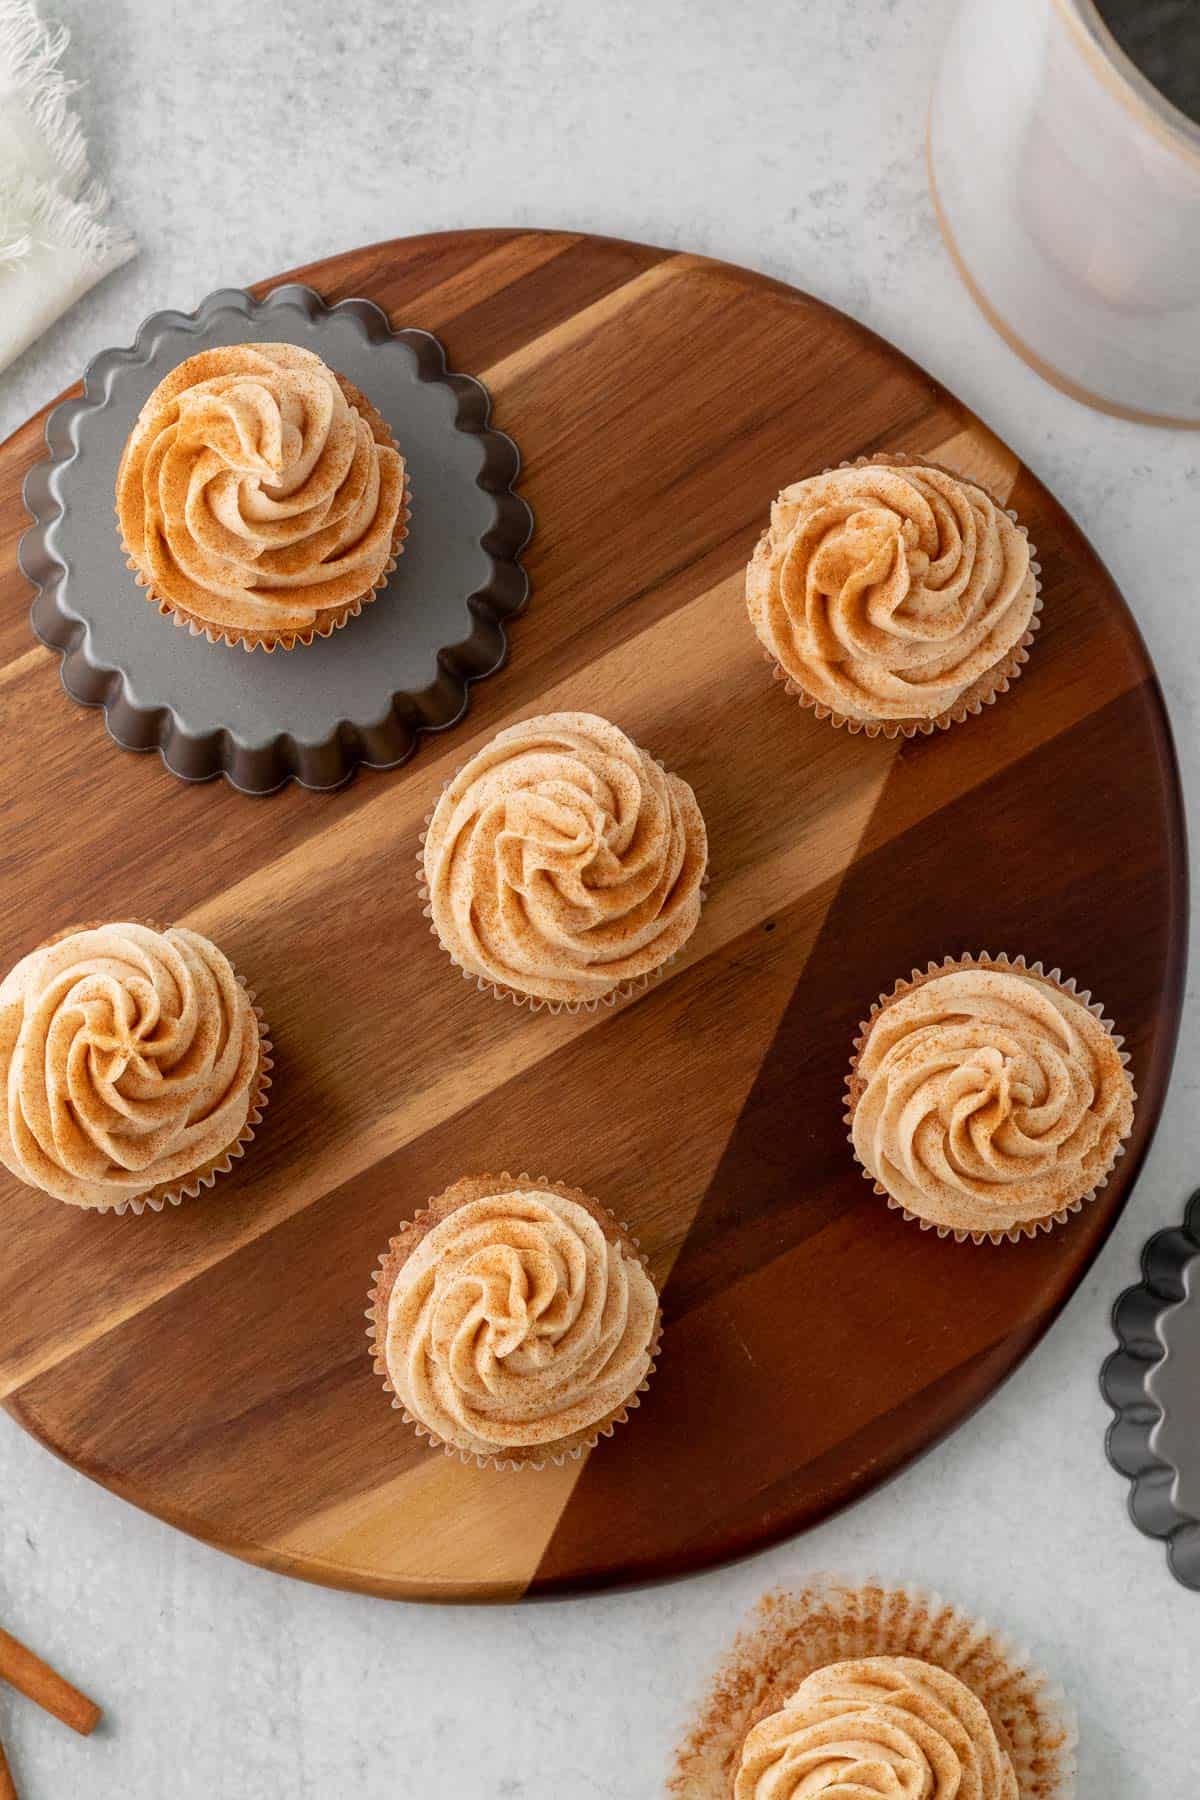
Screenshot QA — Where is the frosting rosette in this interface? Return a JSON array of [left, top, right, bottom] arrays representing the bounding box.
[[0, 922, 267, 1211], [422, 712, 708, 1007], [371, 1175, 660, 1463], [849, 958, 1134, 1239], [734, 1657, 1018, 1799], [746, 458, 1037, 728], [115, 341, 407, 649]]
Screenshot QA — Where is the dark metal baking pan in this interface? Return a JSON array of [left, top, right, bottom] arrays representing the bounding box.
[[1101, 1189, 1200, 1589], [19, 283, 532, 794]]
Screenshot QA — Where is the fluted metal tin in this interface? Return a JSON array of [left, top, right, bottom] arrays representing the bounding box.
[[20, 283, 531, 794], [1102, 1190, 1200, 1589]]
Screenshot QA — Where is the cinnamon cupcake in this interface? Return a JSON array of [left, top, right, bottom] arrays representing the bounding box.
[[115, 342, 408, 651], [368, 1173, 661, 1469], [746, 454, 1040, 735], [846, 954, 1135, 1242], [672, 1577, 1076, 1799], [420, 712, 708, 1011], [0, 922, 270, 1214]]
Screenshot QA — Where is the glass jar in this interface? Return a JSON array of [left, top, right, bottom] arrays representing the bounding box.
[[929, 0, 1200, 425]]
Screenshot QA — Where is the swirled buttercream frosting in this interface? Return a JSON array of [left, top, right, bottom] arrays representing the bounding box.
[[116, 342, 406, 647], [422, 712, 708, 1006], [746, 460, 1036, 724], [0, 923, 264, 1209], [735, 1656, 1018, 1799], [850, 962, 1134, 1237], [379, 1178, 660, 1459]]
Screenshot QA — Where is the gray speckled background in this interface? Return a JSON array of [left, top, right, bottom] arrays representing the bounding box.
[[2, 3, 1199, 1797]]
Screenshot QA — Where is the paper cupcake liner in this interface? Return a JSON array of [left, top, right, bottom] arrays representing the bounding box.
[[366, 1171, 662, 1473], [753, 450, 1043, 740], [117, 375, 411, 654], [416, 779, 710, 1018], [845, 951, 1136, 1246], [670, 1575, 1076, 1800], [28, 919, 273, 1218]]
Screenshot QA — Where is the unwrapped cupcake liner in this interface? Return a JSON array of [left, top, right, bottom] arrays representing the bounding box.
[[117, 372, 411, 653], [670, 1575, 1076, 1800], [754, 450, 1043, 740], [845, 951, 1136, 1246], [31, 919, 273, 1218], [416, 778, 710, 1018], [365, 1171, 662, 1473]]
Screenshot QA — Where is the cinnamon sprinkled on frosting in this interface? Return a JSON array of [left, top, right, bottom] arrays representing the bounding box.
[[422, 712, 707, 1007], [0, 923, 263, 1209], [850, 963, 1134, 1237], [382, 1182, 659, 1458], [116, 342, 405, 646], [746, 460, 1036, 724], [671, 1579, 1074, 1798], [734, 1657, 1019, 1799]]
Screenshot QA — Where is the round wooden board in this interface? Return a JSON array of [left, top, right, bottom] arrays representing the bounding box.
[[0, 231, 1186, 1602]]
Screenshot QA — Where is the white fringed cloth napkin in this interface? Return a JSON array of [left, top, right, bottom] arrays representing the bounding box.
[[0, 0, 134, 376]]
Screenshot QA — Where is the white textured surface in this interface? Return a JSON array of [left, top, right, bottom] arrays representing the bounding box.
[[1, 3, 1198, 1796]]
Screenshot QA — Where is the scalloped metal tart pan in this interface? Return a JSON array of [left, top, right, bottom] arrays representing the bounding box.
[[1102, 1190, 1200, 1589], [19, 283, 532, 794]]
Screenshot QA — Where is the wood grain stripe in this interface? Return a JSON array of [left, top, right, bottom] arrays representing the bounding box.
[[0, 644, 48, 691], [273, 1454, 585, 1600], [391, 230, 582, 326], [479, 254, 696, 390]]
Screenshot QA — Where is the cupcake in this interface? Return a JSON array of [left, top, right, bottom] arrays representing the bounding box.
[[420, 712, 708, 1011], [115, 342, 409, 651], [0, 922, 270, 1214], [745, 454, 1040, 735], [368, 1173, 661, 1469], [671, 1577, 1076, 1799], [847, 954, 1135, 1242], [735, 1658, 1020, 1797]]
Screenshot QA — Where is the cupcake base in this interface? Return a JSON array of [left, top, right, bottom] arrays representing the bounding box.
[[845, 951, 1135, 1245], [32, 921, 273, 1217], [751, 451, 1043, 740], [119, 375, 410, 654], [367, 1172, 661, 1471], [670, 1576, 1076, 1800]]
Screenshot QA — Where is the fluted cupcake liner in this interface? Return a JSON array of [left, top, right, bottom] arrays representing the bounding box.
[[670, 1575, 1076, 1799], [117, 378, 411, 654], [366, 1171, 662, 1473], [29, 919, 273, 1218], [753, 450, 1043, 740], [416, 787, 711, 1018], [845, 951, 1136, 1246]]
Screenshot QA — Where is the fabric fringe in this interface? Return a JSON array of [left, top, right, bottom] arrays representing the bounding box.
[[0, 165, 132, 269], [0, 0, 135, 275]]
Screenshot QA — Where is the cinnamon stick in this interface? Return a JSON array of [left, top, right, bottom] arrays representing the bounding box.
[[0, 1626, 101, 1736], [0, 1736, 16, 1800]]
